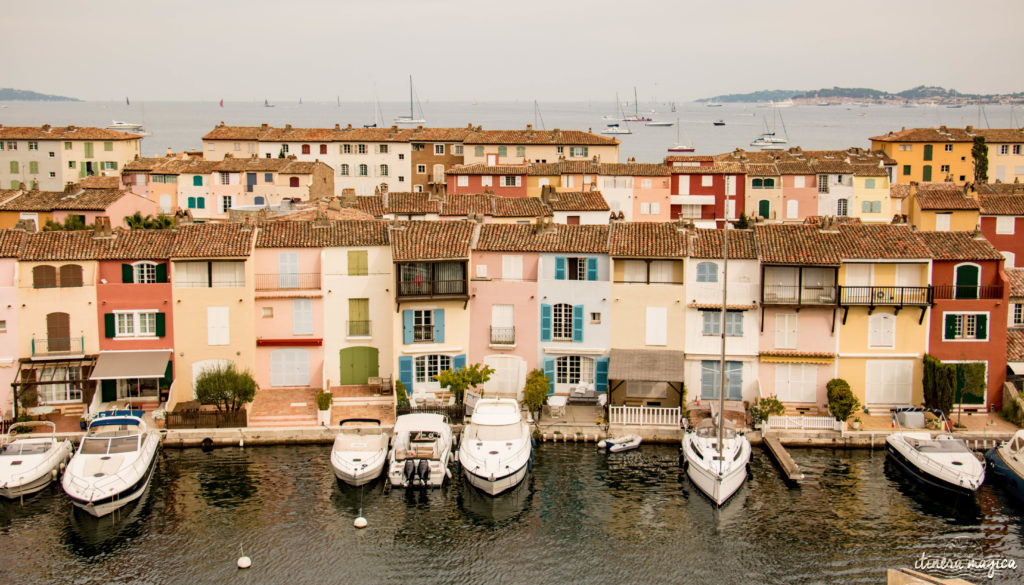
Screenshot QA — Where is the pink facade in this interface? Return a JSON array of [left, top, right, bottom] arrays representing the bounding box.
[[52, 193, 161, 229], [446, 174, 527, 197], [467, 250, 539, 370], [756, 307, 836, 406], [632, 176, 672, 222], [0, 257, 18, 414], [780, 174, 818, 221]]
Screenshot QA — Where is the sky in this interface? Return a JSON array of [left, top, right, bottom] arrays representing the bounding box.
[[6, 0, 1023, 102]]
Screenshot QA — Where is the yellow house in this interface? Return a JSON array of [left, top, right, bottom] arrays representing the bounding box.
[[851, 165, 892, 223], [871, 126, 976, 185], [906, 184, 979, 231], [834, 224, 932, 410], [526, 162, 562, 198], [168, 222, 256, 407], [0, 125, 143, 192], [607, 222, 687, 407]]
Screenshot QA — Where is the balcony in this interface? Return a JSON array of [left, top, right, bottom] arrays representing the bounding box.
[[398, 279, 467, 297], [347, 320, 371, 337], [932, 285, 1004, 300], [396, 261, 468, 302], [255, 273, 321, 291], [490, 326, 515, 345], [31, 337, 84, 358], [838, 286, 932, 306], [762, 284, 837, 306]]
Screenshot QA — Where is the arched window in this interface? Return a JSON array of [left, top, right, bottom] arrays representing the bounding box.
[[59, 264, 83, 287], [359, 164, 368, 177], [552, 303, 573, 341], [696, 261, 718, 283], [380, 164, 389, 177], [131, 261, 157, 284], [868, 313, 896, 348], [764, 178, 775, 189], [954, 263, 980, 299], [32, 265, 57, 288], [752, 178, 763, 189], [340, 164, 349, 176]]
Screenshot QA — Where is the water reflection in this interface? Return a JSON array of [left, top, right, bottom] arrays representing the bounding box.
[[458, 474, 533, 524]]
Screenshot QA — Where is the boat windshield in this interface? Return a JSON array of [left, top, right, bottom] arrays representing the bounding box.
[[908, 438, 967, 453], [80, 435, 139, 455], [466, 423, 522, 442], [0, 442, 51, 456]]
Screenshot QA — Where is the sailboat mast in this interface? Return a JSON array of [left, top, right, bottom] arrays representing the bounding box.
[[409, 75, 414, 118], [634, 87, 639, 116], [718, 207, 729, 471]]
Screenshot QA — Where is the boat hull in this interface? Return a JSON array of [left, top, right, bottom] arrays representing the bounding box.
[[0, 470, 57, 499], [64, 441, 159, 518], [0, 440, 73, 499], [331, 453, 386, 487], [685, 455, 747, 506], [985, 448, 1024, 501], [885, 441, 979, 497], [463, 461, 529, 496]]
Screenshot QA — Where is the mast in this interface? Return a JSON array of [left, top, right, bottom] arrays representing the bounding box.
[[634, 87, 639, 116], [409, 75, 414, 118], [718, 201, 729, 473]]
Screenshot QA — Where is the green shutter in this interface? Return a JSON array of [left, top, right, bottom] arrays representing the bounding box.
[[121, 263, 134, 283], [903, 165, 911, 176], [161, 360, 173, 394], [923, 144, 933, 161], [193, 175, 202, 186], [101, 379, 117, 402], [8, 161, 17, 173], [474, 146, 483, 157], [155, 312, 166, 337], [922, 165, 932, 182], [975, 314, 987, 340], [109, 161, 117, 170], [79, 161, 85, 178], [595, 357, 609, 392], [944, 314, 957, 340], [758, 199, 770, 218], [197, 197, 205, 209], [862, 201, 870, 213], [84, 142, 93, 158], [29, 161, 38, 174], [187, 196, 195, 209], [543, 357, 555, 395], [104, 313, 116, 338], [156, 263, 167, 283], [583, 147, 589, 157], [104, 141, 113, 152]]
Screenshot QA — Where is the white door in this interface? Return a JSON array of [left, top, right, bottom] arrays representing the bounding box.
[[865, 360, 913, 405], [482, 355, 526, 400], [786, 199, 799, 219], [270, 348, 310, 387], [159, 194, 171, 213], [775, 363, 817, 403]]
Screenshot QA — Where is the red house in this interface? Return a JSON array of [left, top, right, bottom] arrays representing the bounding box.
[[669, 163, 745, 227], [918, 231, 1008, 411], [977, 190, 1024, 268], [445, 164, 528, 197]]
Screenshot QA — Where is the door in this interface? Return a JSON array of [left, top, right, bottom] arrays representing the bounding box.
[[246, 173, 257, 193], [758, 199, 770, 218], [270, 348, 310, 387], [865, 360, 913, 405], [922, 165, 932, 182], [483, 355, 526, 400], [159, 194, 171, 213], [935, 213, 951, 231], [339, 346, 379, 385], [101, 379, 117, 402], [278, 252, 298, 288], [954, 264, 979, 299], [46, 312, 71, 352]]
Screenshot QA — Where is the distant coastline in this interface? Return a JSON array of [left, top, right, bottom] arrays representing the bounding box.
[[698, 85, 1024, 106], [0, 88, 80, 102]]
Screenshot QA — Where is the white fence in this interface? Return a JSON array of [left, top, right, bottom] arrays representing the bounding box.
[[609, 405, 681, 427], [764, 414, 842, 432]]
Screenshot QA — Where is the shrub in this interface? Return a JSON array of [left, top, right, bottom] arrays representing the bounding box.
[[922, 355, 955, 418], [316, 390, 333, 411], [827, 378, 860, 422], [523, 368, 550, 417], [750, 395, 785, 424], [395, 380, 410, 408], [434, 362, 494, 404], [194, 363, 256, 412]]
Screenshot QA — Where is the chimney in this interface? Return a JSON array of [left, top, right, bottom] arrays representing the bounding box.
[[334, 123, 340, 130], [167, 146, 173, 156], [14, 219, 36, 233], [526, 124, 532, 131], [341, 188, 357, 205], [93, 216, 112, 238], [965, 125, 974, 133], [328, 197, 342, 211], [174, 209, 194, 226], [261, 123, 269, 130], [284, 124, 292, 130]]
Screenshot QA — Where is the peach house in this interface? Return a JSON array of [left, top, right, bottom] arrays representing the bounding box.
[[0, 230, 26, 416]]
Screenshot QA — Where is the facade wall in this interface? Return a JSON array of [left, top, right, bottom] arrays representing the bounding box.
[[989, 144, 1024, 183], [446, 173, 527, 197], [631, 176, 672, 222], [0, 258, 18, 414], [467, 250, 539, 371], [96, 260, 174, 352], [18, 261, 99, 359], [52, 193, 161, 229], [873, 141, 973, 184], [0, 137, 143, 192], [608, 260, 685, 350], [851, 176, 892, 223], [463, 144, 618, 166], [756, 307, 837, 405], [393, 298, 470, 396], [410, 142, 463, 193], [979, 215, 1024, 267]]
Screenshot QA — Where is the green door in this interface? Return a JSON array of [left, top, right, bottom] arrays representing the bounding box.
[[954, 264, 979, 299], [922, 165, 932, 181], [339, 346, 378, 385], [758, 199, 770, 218]]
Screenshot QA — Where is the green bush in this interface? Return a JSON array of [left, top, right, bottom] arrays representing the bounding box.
[[523, 368, 550, 417], [750, 395, 785, 424], [922, 354, 955, 418], [316, 390, 333, 411], [434, 362, 494, 404], [827, 378, 860, 422], [195, 364, 256, 412], [395, 380, 410, 408]]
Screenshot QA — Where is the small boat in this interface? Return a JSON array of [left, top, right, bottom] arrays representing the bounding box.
[[62, 410, 160, 517], [598, 434, 641, 453], [600, 114, 618, 121], [106, 120, 143, 131], [601, 122, 631, 135], [885, 408, 984, 495], [0, 421, 73, 499], [622, 88, 653, 122], [985, 430, 1024, 501], [705, 102, 723, 108], [264, 99, 274, 108], [387, 413, 453, 488], [394, 75, 427, 125], [712, 120, 725, 126], [330, 419, 389, 487], [645, 120, 674, 127], [668, 117, 695, 152], [458, 398, 532, 496]]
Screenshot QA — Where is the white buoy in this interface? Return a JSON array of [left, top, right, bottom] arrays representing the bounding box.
[[354, 516, 368, 529], [239, 439, 245, 448], [237, 556, 251, 569]]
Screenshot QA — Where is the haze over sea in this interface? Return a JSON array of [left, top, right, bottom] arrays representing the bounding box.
[[0, 100, 1019, 161]]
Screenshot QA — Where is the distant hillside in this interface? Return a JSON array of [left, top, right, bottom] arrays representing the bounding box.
[[696, 89, 801, 103], [0, 88, 80, 102], [699, 85, 1024, 104]]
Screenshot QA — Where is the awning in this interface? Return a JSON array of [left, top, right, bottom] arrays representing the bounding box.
[[608, 349, 685, 382], [90, 350, 171, 381]]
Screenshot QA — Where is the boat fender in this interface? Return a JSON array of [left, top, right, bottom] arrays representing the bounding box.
[[418, 460, 430, 484], [445, 466, 452, 479], [597, 440, 608, 449], [51, 468, 59, 481], [403, 459, 416, 485], [201, 438, 214, 452]]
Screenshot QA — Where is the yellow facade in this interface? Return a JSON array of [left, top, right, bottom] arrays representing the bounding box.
[[17, 261, 100, 358], [526, 174, 559, 198], [988, 143, 1024, 183], [871, 140, 973, 185], [851, 176, 892, 223], [608, 259, 685, 350], [907, 203, 979, 232]]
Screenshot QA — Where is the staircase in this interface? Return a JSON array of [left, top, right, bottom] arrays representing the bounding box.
[[247, 387, 319, 428]]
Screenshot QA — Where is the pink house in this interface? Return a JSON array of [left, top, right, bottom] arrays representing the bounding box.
[[0, 230, 26, 416], [446, 164, 528, 197]]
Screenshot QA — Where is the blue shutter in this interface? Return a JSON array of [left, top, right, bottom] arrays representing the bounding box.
[[187, 196, 196, 209], [197, 197, 205, 209], [554, 256, 566, 280], [573, 305, 584, 342], [543, 357, 556, 396], [398, 356, 414, 394], [540, 303, 552, 342], [452, 354, 466, 371], [433, 309, 445, 343], [586, 257, 598, 281], [595, 357, 609, 392], [402, 310, 414, 344]]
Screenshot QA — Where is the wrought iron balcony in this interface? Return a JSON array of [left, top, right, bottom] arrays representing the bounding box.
[[397, 279, 467, 298], [31, 337, 84, 357], [347, 320, 371, 337], [255, 273, 321, 291], [932, 285, 1004, 300], [761, 284, 838, 306], [490, 326, 515, 345], [838, 285, 932, 306]]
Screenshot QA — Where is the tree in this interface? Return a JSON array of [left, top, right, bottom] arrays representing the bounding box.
[[922, 354, 955, 418], [43, 216, 90, 231], [194, 363, 256, 412], [972, 136, 989, 184], [124, 211, 174, 230], [826, 378, 860, 422], [749, 395, 785, 425], [523, 368, 550, 420], [434, 362, 494, 404], [733, 212, 750, 229], [395, 380, 410, 408]]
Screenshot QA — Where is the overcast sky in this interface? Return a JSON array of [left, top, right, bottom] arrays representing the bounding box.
[[7, 0, 1022, 102]]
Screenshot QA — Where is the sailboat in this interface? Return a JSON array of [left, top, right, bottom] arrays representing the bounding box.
[[264, 98, 274, 108], [667, 118, 695, 152], [219, 99, 224, 108], [394, 75, 426, 124], [602, 94, 632, 134], [750, 104, 789, 149], [682, 222, 752, 506], [364, 90, 383, 128], [622, 87, 652, 122]]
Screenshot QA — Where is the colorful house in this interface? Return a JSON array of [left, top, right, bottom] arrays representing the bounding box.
[[980, 129, 1024, 183], [0, 125, 143, 191], [0, 186, 160, 230], [461, 127, 619, 166], [871, 126, 977, 184], [906, 183, 979, 231], [540, 189, 610, 225], [669, 163, 745, 228], [597, 163, 671, 222], [977, 189, 1024, 267], [0, 229, 26, 415], [445, 164, 529, 197]]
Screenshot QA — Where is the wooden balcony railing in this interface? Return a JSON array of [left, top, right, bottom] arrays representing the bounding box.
[[397, 279, 467, 297], [761, 284, 837, 305]]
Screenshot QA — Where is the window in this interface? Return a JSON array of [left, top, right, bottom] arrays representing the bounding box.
[[902, 165, 911, 176], [219, 196, 232, 213], [940, 164, 950, 173], [1014, 303, 1024, 326], [412, 144, 425, 152], [556, 355, 594, 385], [569, 146, 588, 157], [413, 309, 434, 342], [414, 354, 451, 383], [6, 141, 16, 151], [1012, 145, 1022, 155], [650, 202, 660, 215], [103, 141, 113, 152], [342, 144, 351, 154], [696, 261, 718, 282], [340, 164, 349, 176], [775, 313, 798, 349], [552, 303, 574, 341], [289, 177, 299, 187], [700, 175, 713, 187], [115, 311, 158, 338], [503, 175, 521, 187], [347, 250, 368, 275], [32, 265, 57, 288], [262, 307, 273, 318], [474, 146, 484, 157], [219, 172, 231, 185], [455, 175, 469, 187], [379, 144, 388, 154], [562, 175, 574, 189], [752, 178, 763, 189], [868, 313, 896, 348], [254, 196, 265, 206], [64, 141, 71, 150], [490, 304, 514, 343], [416, 164, 426, 174], [133, 261, 157, 283], [58, 265, 83, 287], [49, 172, 55, 178], [1000, 145, 1010, 155], [379, 164, 389, 177], [561, 257, 593, 281], [996, 216, 1015, 234], [944, 313, 988, 341], [479, 175, 493, 187], [640, 202, 651, 215], [863, 178, 876, 189], [945, 144, 954, 152], [591, 312, 602, 324], [301, 144, 311, 155], [29, 161, 38, 174], [817, 174, 829, 193], [935, 213, 951, 231], [68, 161, 75, 169], [496, 146, 507, 157], [837, 199, 848, 216], [319, 144, 327, 155], [0, 320, 5, 332], [432, 144, 445, 156], [207, 306, 230, 345], [475, 264, 488, 278], [923, 144, 933, 161], [700, 360, 742, 400], [292, 299, 313, 335], [763, 178, 775, 188], [358, 144, 367, 154], [233, 142, 241, 151], [26, 141, 39, 151], [865, 360, 913, 405], [453, 145, 463, 155], [899, 145, 912, 151], [193, 175, 203, 187], [793, 175, 806, 188], [702, 310, 743, 336], [501, 255, 523, 281], [359, 164, 368, 177]]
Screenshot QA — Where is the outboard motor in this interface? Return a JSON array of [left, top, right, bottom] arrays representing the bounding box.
[[417, 459, 431, 486], [403, 459, 416, 486]]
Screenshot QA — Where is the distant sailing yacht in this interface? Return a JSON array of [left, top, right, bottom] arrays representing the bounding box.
[[622, 87, 652, 122], [667, 118, 695, 152], [264, 98, 275, 108], [394, 75, 426, 124]]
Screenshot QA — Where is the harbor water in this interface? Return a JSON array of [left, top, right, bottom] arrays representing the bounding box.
[[0, 444, 1021, 584]]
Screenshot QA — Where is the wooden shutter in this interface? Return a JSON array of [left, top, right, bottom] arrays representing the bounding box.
[[433, 309, 445, 343], [586, 257, 598, 281], [944, 314, 958, 340], [923, 144, 933, 161], [452, 354, 466, 371], [572, 305, 584, 342], [156, 263, 168, 283], [398, 356, 414, 393], [540, 304, 552, 342], [59, 265, 82, 287], [543, 358, 555, 395], [975, 314, 987, 340], [207, 306, 229, 345], [645, 307, 667, 346], [595, 357, 609, 392], [292, 299, 313, 335], [402, 310, 414, 344], [155, 313, 166, 337], [104, 313, 116, 338], [122, 264, 134, 283], [554, 256, 566, 280]]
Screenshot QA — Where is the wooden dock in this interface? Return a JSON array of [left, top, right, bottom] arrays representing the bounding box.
[[763, 434, 804, 482]]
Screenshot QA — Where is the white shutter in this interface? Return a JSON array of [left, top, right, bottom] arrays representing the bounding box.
[[292, 299, 313, 335], [624, 260, 647, 282], [726, 175, 736, 196], [212, 261, 243, 287], [774, 313, 797, 349], [457, 176, 468, 187], [271, 349, 310, 387], [896, 264, 920, 287], [278, 252, 298, 288], [207, 306, 229, 346], [796, 364, 817, 402], [491, 304, 514, 328], [476, 264, 488, 278], [786, 199, 799, 219], [794, 176, 806, 188], [936, 213, 951, 231], [640, 202, 651, 215], [725, 199, 736, 219], [649, 261, 674, 283], [882, 314, 895, 346], [677, 175, 690, 195], [774, 364, 792, 401], [645, 307, 668, 346], [502, 255, 523, 281], [845, 264, 871, 286]]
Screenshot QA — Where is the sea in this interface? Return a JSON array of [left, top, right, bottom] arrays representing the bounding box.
[[0, 100, 1019, 162]]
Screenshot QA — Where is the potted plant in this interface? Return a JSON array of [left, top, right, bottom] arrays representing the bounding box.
[[79, 416, 88, 431], [316, 390, 333, 426], [152, 408, 166, 429], [850, 416, 862, 431]]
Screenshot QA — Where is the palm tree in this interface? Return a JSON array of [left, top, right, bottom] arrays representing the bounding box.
[[124, 211, 174, 229], [124, 211, 149, 229]]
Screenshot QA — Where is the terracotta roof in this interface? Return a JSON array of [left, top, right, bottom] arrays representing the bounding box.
[[202, 125, 266, 141], [475, 223, 609, 253], [494, 196, 551, 217], [870, 127, 976, 143], [973, 129, 1024, 143], [745, 164, 780, 177], [1008, 329, 1024, 362], [464, 129, 618, 146], [385, 192, 441, 215], [265, 205, 374, 222], [916, 231, 1003, 261], [446, 163, 526, 175], [212, 156, 325, 174], [341, 195, 385, 217], [608, 222, 687, 257], [979, 194, 1024, 215], [834, 224, 931, 259], [976, 183, 1024, 196], [890, 184, 911, 199], [802, 216, 861, 226], [256, 220, 389, 248], [0, 125, 141, 141], [809, 159, 855, 174], [0, 229, 26, 257], [439, 193, 549, 218], [79, 176, 121, 189], [774, 161, 815, 175], [914, 190, 979, 210], [665, 155, 714, 163], [559, 160, 600, 174], [170, 223, 255, 258], [406, 127, 476, 142], [390, 220, 474, 261], [528, 162, 563, 176], [669, 163, 745, 175], [0, 188, 132, 212], [754, 224, 840, 265], [544, 191, 610, 212], [20, 229, 175, 261], [595, 163, 669, 177], [1007, 268, 1024, 298], [440, 194, 493, 217], [689, 229, 757, 259], [852, 164, 889, 177]]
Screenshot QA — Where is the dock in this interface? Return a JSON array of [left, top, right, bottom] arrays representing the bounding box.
[[763, 434, 805, 482]]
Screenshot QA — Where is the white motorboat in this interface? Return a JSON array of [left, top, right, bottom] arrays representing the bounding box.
[[0, 421, 73, 499], [601, 123, 631, 135], [458, 398, 532, 496], [62, 410, 160, 517], [105, 120, 143, 131], [330, 419, 389, 487], [705, 102, 723, 108], [986, 430, 1024, 501], [683, 418, 751, 505], [598, 434, 641, 453], [387, 413, 453, 488], [645, 121, 674, 127], [886, 408, 984, 495]]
